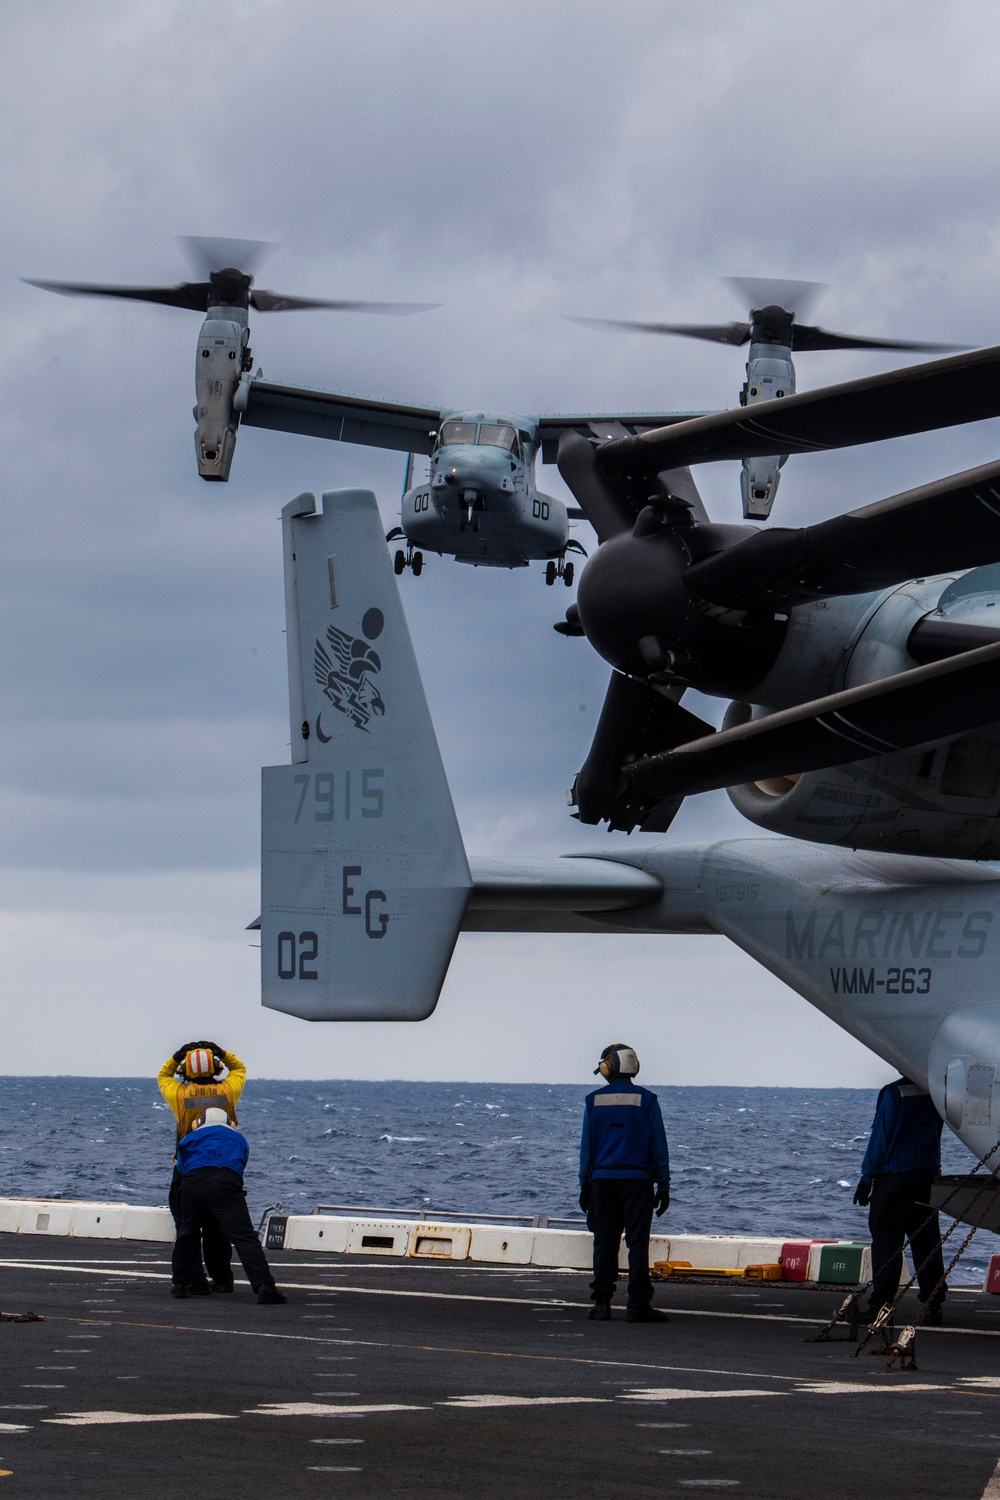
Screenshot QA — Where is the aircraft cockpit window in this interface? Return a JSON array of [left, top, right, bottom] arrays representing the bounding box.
[[439, 421, 478, 446], [478, 423, 518, 453]]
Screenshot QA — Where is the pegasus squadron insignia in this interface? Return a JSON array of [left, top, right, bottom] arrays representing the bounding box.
[[314, 614, 386, 733]]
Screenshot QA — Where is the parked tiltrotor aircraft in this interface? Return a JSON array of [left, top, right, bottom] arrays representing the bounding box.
[[26, 237, 704, 585], [255, 340, 1000, 1231]]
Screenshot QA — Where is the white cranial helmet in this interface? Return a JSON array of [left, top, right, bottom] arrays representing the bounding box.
[[197, 1106, 232, 1129]]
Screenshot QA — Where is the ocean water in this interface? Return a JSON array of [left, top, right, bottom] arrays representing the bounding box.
[[0, 1078, 993, 1284]]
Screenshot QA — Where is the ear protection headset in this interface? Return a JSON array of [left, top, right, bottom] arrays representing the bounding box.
[[595, 1044, 640, 1080]]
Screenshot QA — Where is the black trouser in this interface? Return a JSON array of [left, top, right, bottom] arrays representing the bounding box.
[[169, 1165, 233, 1286], [587, 1178, 655, 1308], [868, 1168, 946, 1314], [172, 1167, 276, 1293]]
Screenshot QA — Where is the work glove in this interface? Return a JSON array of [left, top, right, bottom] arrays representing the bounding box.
[[198, 1040, 224, 1060], [172, 1042, 197, 1064], [853, 1179, 872, 1207], [578, 1182, 592, 1213], [654, 1186, 670, 1217]]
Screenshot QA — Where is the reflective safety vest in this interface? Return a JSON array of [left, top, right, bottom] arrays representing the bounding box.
[[157, 1050, 247, 1141]]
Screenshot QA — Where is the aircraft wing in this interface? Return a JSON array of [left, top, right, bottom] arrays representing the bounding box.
[[597, 342, 1000, 477], [241, 378, 441, 456], [240, 377, 711, 463]]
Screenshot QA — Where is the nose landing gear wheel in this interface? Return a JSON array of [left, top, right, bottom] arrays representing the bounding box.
[[563, 561, 574, 587], [411, 551, 424, 577], [394, 550, 406, 576], [545, 560, 557, 586], [392, 544, 424, 577]]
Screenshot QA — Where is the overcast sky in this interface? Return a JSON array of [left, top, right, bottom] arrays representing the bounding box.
[[3, 0, 1000, 1085]]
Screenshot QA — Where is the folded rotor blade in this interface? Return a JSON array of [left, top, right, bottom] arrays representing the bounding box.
[[556, 429, 638, 541], [251, 290, 439, 314], [571, 315, 751, 346], [23, 277, 209, 311], [574, 671, 713, 831], [598, 343, 1000, 476], [618, 638, 1000, 821], [791, 322, 964, 354], [684, 457, 1000, 609]]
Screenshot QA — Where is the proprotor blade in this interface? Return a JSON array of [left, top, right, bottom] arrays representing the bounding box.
[[725, 277, 826, 319], [790, 323, 964, 353], [569, 315, 751, 346], [22, 277, 210, 311], [180, 236, 276, 277], [598, 342, 1000, 475], [251, 290, 439, 314], [684, 456, 1000, 610], [622, 637, 1000, 808]]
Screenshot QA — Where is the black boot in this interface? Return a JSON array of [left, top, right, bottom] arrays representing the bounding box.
[[257, 1285, 287, 1305], [587, 1301, 611, 1321], [626, 1305, 669, 1323]]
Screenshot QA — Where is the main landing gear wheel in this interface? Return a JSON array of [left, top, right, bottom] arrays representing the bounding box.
[[544, 558, 575, 587], [392, 544, 424, 577]]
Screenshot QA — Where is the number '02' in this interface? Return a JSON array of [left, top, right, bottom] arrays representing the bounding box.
[[276, 931, 319, 980]]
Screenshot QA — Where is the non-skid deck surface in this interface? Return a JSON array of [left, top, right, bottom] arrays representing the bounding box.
[[2, 1235, 1000, 1498]]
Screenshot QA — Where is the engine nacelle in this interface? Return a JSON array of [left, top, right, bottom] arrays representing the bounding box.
[[726, 741, 1000, 858], [728, 564, 1000, 856], [194, 311, 248, 481]]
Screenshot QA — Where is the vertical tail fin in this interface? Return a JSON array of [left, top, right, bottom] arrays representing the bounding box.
[[260, 490, 471, 1020]]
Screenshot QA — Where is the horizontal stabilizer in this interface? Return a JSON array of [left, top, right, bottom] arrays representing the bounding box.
[[260, 490, 471, 1020]]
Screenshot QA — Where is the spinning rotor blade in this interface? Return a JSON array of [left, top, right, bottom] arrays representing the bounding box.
[[616, 637, 1000, 824], [23, 277, 210, 311], [684, 456, 1000, 609], [570, 316, 751, 346], [180, 235, 275, 277], [790, 323, 962, 354], [251, 290, 438, 314], [724, 277, 825, 320], [598, 342, 1000, 475]]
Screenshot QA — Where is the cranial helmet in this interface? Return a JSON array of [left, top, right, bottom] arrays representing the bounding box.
[[595, 1043, 640, 1081], [195, 1106, 231, 1130], [184, 1048, 216, 1079]]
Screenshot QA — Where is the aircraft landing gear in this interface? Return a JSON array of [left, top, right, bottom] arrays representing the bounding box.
[[393, 545, 424, 577], [545, 559, 575, 587]]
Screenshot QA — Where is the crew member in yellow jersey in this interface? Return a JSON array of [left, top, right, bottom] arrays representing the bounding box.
[[157, 1041, 247, 1294]]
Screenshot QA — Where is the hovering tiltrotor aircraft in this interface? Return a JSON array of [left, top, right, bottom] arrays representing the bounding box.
[[574, 278, 959, 519], [25, 237, 438, 483], [256, 339, 1000, 1220], [27, 238, 707, 585], [240, 388, 706, 583]]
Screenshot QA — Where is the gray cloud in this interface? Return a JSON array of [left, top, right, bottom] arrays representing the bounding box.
[[1, 0, 998, 1080]]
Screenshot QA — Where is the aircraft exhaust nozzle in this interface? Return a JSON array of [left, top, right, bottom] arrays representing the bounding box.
[[259, 489, 472, 1020]]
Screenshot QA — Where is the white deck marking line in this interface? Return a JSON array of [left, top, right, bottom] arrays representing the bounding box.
[[981, 1456, 1000, 1498], [249, 1403, 425, 1417], [32, 1314, 977, 1396], [44, 1411, 234, 1426], [0, 1424, 31, 1433], [441, 1395, 610, 1408], [622, 1388, 781, 1401]]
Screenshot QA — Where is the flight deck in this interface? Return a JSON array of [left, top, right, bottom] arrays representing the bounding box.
[[3, 1233, 1000, 1498]]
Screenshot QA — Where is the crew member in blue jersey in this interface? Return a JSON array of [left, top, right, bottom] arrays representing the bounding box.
[[854, 1077, 946, 1324], [172, 1107, 286, 1305], [579, 1043, 670, 1322]]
